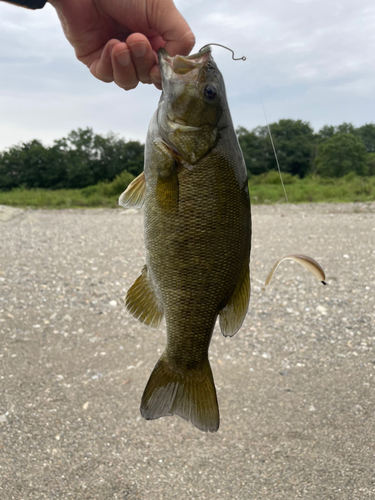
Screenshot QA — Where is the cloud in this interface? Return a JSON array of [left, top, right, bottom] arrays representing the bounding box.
[[0, 0, 374, 150]]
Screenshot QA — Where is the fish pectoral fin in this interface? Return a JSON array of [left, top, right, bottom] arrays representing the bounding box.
[[155, 168, 179, 213], [219, 268, 250, 338], [141, 355, 219, 433], [150, 140, 179, 213], [265, 254, 326, 286], [125, 265, 163, 328], [119, 171, 146, 209]]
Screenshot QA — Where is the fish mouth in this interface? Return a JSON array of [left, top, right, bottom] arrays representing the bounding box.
[[158, 46, 211, 82], [167, 115, 200, 132]]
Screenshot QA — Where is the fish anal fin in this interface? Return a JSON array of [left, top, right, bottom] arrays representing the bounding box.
[[119, 172, 146, 209], [141, 355, 219, 433], [219, 268, 250, 337], [125, 265, 163, 328]]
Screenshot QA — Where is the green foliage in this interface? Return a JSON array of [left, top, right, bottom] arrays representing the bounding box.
[[237, 119, 315, 178], [317, 122, 375, 156], [248, 174, 375, 204], [367, 153, 375, 176], [0, 169, 135, 209], [0, 128, 144, 191], [249, 170, 296, 185], [0, 140, 67, 190], [81, 169, 134, 198], [357, 123, 375, 153], [317, 125, 336, 141], [317, 122, 356, 141], [237, 126, 271, 176], [315, 133, 368, 177], [1, 121, 374, 198], [2, 172, 374, 208]]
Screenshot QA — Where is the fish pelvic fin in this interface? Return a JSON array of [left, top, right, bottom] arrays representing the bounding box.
[[126, 265, 163, 329], [119, 171, 146, 209], [140, 355, 219, 433], [219, 266, 250, 337]]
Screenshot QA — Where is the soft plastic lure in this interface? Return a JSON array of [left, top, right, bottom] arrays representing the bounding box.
[[265, 254, 326, 286]]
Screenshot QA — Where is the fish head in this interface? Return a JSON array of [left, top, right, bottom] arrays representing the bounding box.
[[157, 46, 225, 164]]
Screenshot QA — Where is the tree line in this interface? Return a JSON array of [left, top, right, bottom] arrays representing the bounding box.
[[0, 121, 374, 191], [0, 128, 144, 191], [237, 120, 375, 178]]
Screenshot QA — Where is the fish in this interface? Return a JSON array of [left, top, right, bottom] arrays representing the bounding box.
[[119, 46, 251, 432]]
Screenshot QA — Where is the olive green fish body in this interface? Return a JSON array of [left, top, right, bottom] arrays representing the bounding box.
[[146, 138, 250, 350], [120, 47, 251, 432]]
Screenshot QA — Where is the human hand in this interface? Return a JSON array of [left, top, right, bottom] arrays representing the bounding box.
[[49, 0, 195, 90]]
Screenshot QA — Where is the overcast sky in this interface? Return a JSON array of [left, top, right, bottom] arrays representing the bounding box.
[[0, 0, 374, 150]]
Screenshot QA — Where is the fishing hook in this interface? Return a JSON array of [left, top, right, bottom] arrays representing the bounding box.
[[199, 43, 246, 61]]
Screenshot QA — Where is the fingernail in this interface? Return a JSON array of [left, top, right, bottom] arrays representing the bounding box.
[[150, 66, 161, 86], [129, 42, 147, 58], [116, 50, 131, 66]]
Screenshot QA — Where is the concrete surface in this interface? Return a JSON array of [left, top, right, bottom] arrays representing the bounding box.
[[0, 203, 374, 499]]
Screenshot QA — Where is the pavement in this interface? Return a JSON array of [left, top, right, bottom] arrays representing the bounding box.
[[0, 202, 374, 499]]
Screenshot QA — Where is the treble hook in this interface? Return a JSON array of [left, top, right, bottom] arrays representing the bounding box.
[[199, 43, 246, 61]]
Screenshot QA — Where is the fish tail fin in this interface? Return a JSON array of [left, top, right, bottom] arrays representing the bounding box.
[[140, 355, 219, 432]]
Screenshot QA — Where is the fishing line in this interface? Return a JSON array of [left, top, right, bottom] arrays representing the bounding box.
[[246, 59, 302, 248], [247, 61, 328, 286], [201, 45, 298, 230], [196, 45, 326, 290], [250, 62, 290, 205], [200, 43, 288, 204], [202, 44, 326, 288]]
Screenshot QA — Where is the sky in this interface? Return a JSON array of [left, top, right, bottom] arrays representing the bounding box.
[[0, 0, 374, 150]]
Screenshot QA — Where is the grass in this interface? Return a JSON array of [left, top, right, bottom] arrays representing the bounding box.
[[249, 171, 375, 204], [0, 170, 134, 209], [1, 171, 375, 208]]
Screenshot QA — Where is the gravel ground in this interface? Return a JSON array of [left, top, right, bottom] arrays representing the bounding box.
[[0, 202, 374, 500]]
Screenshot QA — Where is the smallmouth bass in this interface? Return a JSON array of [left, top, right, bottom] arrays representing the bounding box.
[[120, 46, 251, 432]]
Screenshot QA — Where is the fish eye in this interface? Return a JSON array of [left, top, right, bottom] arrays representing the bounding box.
[[203, 84, 217, 100]]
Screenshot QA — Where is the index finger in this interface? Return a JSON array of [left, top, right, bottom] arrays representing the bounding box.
[[149, 0, 195, 56]]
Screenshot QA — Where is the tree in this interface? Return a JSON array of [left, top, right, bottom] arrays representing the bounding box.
[[367, 153, 375, 176], [318, 122, 356, 141], [315, 133, 368, 177], [53, 128, 144, 187], [237, 119, 315, 178], [91, 134, 144, 181], [236, 126, 271, 176], [0, 140, 67, 190], [357, 123, 375, 153], [53, 128, 97, 188], [335, 122, 356, 135], [318, 125, 336, 141], [0, 128, 145, 191], [268, 119, 315, 177]]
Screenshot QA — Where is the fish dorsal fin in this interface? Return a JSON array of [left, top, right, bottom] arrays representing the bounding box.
[[119, 172, 146, 209], [219, 268, 250, 337], [126, 265, 163, 328]]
